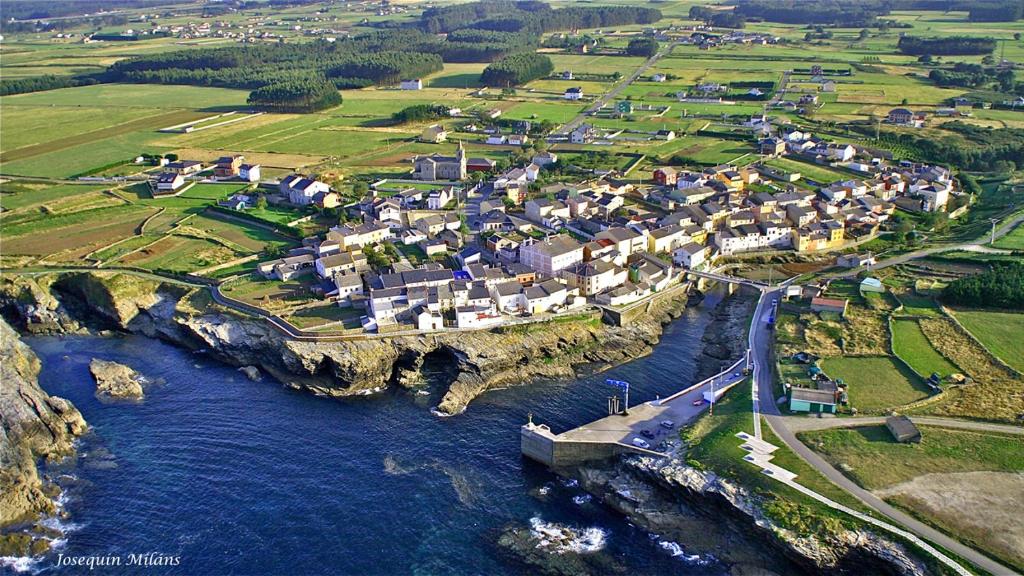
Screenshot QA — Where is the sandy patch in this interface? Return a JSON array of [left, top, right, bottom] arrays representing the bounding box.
[[876, 470, 1024, 570]]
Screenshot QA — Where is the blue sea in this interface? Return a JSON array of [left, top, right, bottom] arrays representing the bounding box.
[[7, 290, 795, 575]]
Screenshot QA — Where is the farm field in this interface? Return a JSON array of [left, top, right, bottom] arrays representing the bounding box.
[[0, 84, 252, 178], [819, 356, 931, 412], [800, 425, 1024, 572], [891, 319, 959, 378], [764, 157, 852, 184], [950, 310, 1024, 373], [0, 181, 113, 211]]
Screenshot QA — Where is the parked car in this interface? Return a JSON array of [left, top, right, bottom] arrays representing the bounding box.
[[641, 430, 656, 440], [692, 399, 704, 406], [632, 438, 650, 449], [660, 420, 675, 429]]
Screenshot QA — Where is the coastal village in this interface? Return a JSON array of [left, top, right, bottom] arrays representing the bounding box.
[[145, 110, 961, 335], [2, 1, 1022, 574]]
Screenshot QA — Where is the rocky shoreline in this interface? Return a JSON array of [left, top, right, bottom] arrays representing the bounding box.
[[0, 271, 691, 417], [547, 292, 935, 576], [0, 318, 86, 556]]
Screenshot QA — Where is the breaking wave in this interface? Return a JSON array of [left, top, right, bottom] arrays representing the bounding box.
[[529, 517, 608, 554]]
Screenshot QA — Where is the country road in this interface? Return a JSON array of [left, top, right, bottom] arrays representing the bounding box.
[[558, 40, 680, 135], [745, 207, 1024, 573], [782, 414, 1023, 435], [831, 209, 1024, 279]]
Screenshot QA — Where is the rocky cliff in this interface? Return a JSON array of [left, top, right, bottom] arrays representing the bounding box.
[[0, 318, 86, 529], [569, 456, 932, 576], [0, 272, 689, 416]]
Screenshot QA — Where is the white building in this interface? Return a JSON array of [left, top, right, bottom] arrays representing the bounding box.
[[280, 174, 331, 205], [673, 242, 709, 269], [519, 235, 584, 276], [400, 79, 423, 90], [427, 187, 454, 210], [239, 164, 261, 182], [564, 87, 583, 100]]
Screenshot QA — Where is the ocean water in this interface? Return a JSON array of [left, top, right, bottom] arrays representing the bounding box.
[[12, 290, 784, 575]]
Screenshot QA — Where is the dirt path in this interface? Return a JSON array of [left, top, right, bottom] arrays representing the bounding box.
[[876, 471, 1024, 571]]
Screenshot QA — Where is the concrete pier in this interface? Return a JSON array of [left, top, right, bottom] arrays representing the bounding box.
[[521, 357, 749, 467]]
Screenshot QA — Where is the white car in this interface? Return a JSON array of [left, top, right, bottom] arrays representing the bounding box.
[[632, 438, 650, 449]]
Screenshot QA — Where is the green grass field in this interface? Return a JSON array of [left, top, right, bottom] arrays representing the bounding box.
[[891, 319, 960, 378], [951, 309, 1024, 373], [992, 223, 1024, 250], [820, 356, 931, 412], [799, 424, 1023, 490]]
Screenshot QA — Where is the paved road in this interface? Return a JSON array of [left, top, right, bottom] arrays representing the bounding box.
[[831, 210, 1024, 279], [783, 415, 1024, 435], [746, 287, 1020, 575], [558, 40, 681, 135], [768, 70, 791, 107]]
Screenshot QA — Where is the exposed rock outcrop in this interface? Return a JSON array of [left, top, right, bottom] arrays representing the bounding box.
[[238, 365, 262, 382], [0, 272, 689, 416], [89, 359, 145, 399], [568, 456, 931, 576], [0, 318, 86, 528]]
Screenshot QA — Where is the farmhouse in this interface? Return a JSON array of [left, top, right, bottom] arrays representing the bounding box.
[[887, 107, 917, 125], [165, 160, 204, 175], [239, 164, 261, 182], [280, 174, 331, 205], [652, 167, 677, 187], [564, 87, 583, 100], [400, 79, 423, 90], [214, 154, 243, 178], [420, 124, 448, 143], [810, 296, 848, 317], [154, 172, 185, 194]]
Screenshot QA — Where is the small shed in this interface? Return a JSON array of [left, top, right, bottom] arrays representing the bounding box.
[[859, 277, 884, 294], [789, 387, 837, 414], [885, 415, 922, 443]]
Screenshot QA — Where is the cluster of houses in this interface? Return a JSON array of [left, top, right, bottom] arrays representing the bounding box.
[[757, 125, 957, 213], [151, 155, 260, 196], [634, 125, 960, 259], [681, 31, 779, 50]]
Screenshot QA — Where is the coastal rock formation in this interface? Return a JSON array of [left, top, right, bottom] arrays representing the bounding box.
[[569, 456, 930, 576], [495, 518, 624, 576], [697, 291, 758, 380], [89, 359, 145, 399], [0, 318, 86, 528], [238, 365, 263, 382], [0, 272, 689, 416]]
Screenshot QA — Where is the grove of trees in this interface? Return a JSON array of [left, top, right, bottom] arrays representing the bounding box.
[[247, 79, 342, 113], [941, 262, 1024, 309], [898, 36, 996, 56], [480, 52, 553, 87], [419, 2, 661, 35], [626, 38, 659, 58]]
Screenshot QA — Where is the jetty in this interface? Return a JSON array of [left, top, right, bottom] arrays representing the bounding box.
[[522, 356, 749, 467]]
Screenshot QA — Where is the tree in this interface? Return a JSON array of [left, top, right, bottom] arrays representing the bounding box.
[[626, 38, 659, 58], [997, 69, 1015, 92], [352, 181, 369, 196], [255, 195, 268, 210], [363, 245, 390, 269], [858, 28, 869, 40], [480, 53, 553, 86]]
